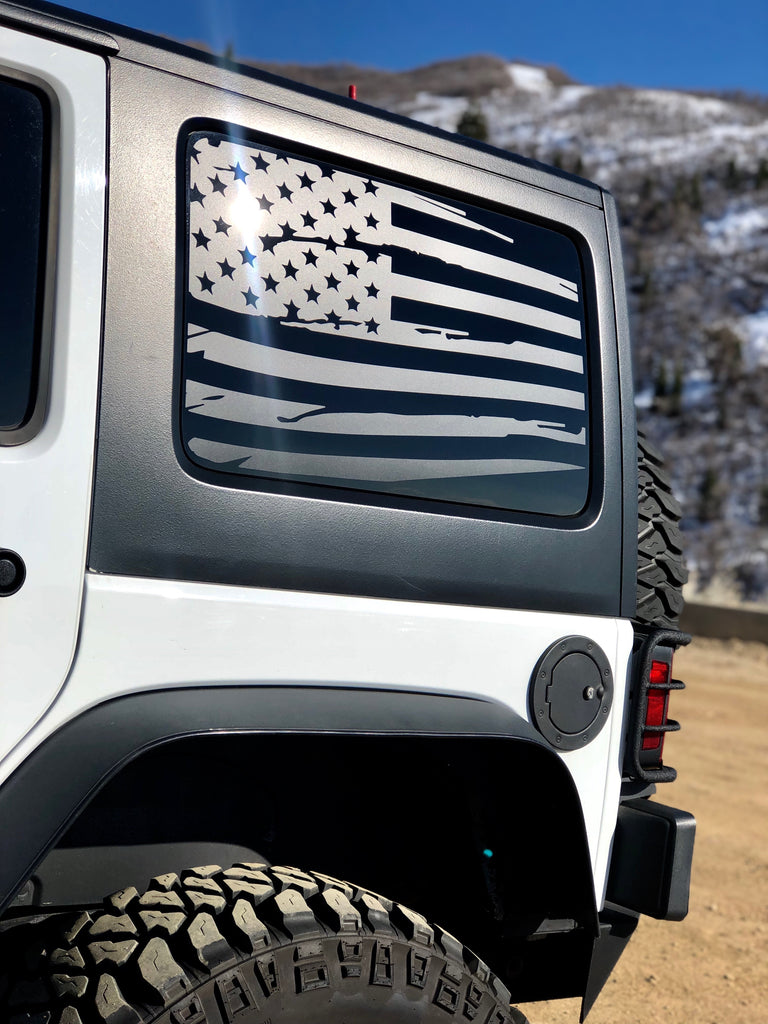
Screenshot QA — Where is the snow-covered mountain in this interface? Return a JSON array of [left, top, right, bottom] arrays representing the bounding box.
[[254, 54, 768, 600]]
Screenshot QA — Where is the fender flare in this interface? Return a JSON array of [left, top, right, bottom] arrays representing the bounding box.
[[0, 684, 549, 912]]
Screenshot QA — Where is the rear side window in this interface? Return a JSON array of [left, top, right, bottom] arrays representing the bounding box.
[[182, 130, 589, 516], [0, 77, 49, 439]]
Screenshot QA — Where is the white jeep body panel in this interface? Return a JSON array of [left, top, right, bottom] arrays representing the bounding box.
[[0, 28, 106, 756], [1, 568, 634, 905]]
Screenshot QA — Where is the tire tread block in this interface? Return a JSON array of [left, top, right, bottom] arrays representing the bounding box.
[[636, 432, 688, 627], [230, 898, 271, 954], [185, 914, 237, 973], [87, 940, 139, 968], [136, 936, 191, 1006], [94, 974, 142, 1024]]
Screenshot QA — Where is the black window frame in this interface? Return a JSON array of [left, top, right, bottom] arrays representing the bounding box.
[[0, 73, 55, 445]]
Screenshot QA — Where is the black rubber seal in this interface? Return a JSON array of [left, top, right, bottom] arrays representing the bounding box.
[[0, 549, 26, 597]]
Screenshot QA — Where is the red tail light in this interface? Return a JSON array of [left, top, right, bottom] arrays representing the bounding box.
[[649, 659, 670, 686], [627, 630, 688, 784], [641, 653, 677, 766], [642, 683, 670, 751], [643, 659, 672, 751]]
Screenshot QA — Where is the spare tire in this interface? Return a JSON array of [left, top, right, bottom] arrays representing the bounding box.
[[636, 432, 688, 628], [0, 862, 527, 1024]]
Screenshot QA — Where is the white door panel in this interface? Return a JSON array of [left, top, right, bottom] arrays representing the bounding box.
[[0, 29, 106, 758]]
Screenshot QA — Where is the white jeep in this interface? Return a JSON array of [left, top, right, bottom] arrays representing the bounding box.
[[0, 4, 693, 1022]]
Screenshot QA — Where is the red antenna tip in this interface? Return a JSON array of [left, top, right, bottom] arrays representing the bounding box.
[[348, 84, 357, 100]]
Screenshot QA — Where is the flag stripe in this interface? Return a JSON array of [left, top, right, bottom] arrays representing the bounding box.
[[391, 222, 580, 303], [184, 404, 588, 465], [187, 298, 583, 387], [390, 202, 581, 289], [390, 296, 586, 354], [185, 349, 588, 433], [390, 246, 581, 318], [187, 436, 582, 483], [188, 296, 584, 374], [188, 329, 586, 410], [392, 275, 582, 339], [185, 379, 587, 445]]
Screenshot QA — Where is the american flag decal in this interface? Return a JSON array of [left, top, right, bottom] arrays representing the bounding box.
[[183, 131, 590, 514]]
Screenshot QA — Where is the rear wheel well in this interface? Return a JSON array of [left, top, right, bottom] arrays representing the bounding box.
[[22, 732, 596, 995]]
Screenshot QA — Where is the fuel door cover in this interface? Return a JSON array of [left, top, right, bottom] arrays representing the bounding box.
[[530, 636, 613, 750]]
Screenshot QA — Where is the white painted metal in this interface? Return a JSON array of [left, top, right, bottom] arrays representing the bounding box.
[[0, 30, 106, 757], [2, 572, 634, 903]]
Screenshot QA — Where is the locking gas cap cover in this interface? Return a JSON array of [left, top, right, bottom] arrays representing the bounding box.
[[529, 636, 613, 750]]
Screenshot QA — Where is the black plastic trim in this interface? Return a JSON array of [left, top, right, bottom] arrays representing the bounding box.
[[0, 0, 118, 54], [0, 685, 540, 914], [581, 906, 639, 1020], [605, 798, 695, 921], [0, 549, 26, 596], [8, 841, 265, 912], [602, 192, 638, 621]]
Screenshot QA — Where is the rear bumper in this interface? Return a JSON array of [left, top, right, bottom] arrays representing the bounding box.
[[606, 797, 696, 921]]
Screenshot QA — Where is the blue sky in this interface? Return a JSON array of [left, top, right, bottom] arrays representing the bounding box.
[[56, 0, 767, 94]]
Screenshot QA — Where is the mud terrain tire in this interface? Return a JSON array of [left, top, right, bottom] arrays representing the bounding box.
[[0, 862, 526, 1024], [636, 432, 688, 628]]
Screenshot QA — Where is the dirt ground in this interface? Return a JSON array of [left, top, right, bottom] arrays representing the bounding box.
[[518, 637, 768, 1024]]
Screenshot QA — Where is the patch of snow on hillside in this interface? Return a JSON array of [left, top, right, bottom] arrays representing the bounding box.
[[683, 368, 715, 408], [704, 204, 768, 254], [634, 89, 734, 122], [634, 386, 654, 410], [740, 309, 768, 369], [508, 63, 552, 95], [406, 92, 466, 132], [634, 368, 714, 411], [552, 85, 594, 109]]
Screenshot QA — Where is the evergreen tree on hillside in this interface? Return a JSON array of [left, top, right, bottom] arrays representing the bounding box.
[[456, 104, 489, 143], [725, 158, 741, 191]]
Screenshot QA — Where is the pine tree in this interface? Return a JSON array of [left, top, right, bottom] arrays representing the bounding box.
[[654, 361, 668, 404], [689, 174, 702, 211], [758, 482, 768, 527], [640, 176, 654, 201], [456, 105, 489, 143], [725, 158, 740, 191], [670, 361, 684, 417], [698, 467, 723, 523]]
